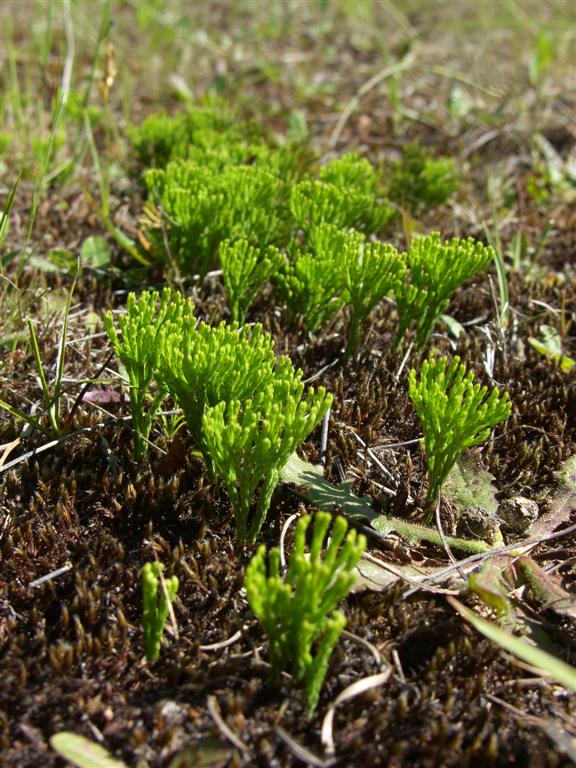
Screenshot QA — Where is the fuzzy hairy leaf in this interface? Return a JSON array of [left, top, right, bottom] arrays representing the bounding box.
[[443, 452, 499, 515]]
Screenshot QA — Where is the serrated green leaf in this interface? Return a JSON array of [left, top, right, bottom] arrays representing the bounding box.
[[280, 452, 377, 521], [443, 452, 499, 514], [50, 732, 128, 768]]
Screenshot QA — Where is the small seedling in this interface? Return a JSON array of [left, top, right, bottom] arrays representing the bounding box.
[[245, 512, 366, 712], [219, 238, 284, 324], [408, 355, 511, 515], [142, 561, 179, 663], [103, 288, 194, 459], [395, 232, 494, 348], [202, 379, 331, 542]]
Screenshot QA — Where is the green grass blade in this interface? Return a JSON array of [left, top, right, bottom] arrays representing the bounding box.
[[0, 171, 21, 248], [449, 597, 576, 692]]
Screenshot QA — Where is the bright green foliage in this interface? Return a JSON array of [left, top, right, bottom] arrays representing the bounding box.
[[408, 355, 511, 511], [387, 142, 458, 214], [156, 320, 293, 446], [279, 224, 361, 332], [103, 288, 194, 459], [290, 178, 392, 235], [142, 561, 179, 663], [319, 153, 377, 196], [245, 512, 366, 712], [183, 133, 303, 179], [395, 232, 494, 348], [340, 239, 407, 360], [202, 382, 332, 542], [128, 104, 236, 167], [219, 238, 284, 324], [144, 162, 285, 277]]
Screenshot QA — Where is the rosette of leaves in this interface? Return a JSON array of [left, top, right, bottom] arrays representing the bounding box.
[[142, 561, 179, 662], [103, 288, 194, 459], [387, 142, 458, 214], [245, 512, 366, 712], [340, 238, 408, 360], [279, 224, 360, 333], [156, 320, 293, 447], [143, 162, 285, 277], [202, 380, 332, 542], [395, 232, 494, 348], [219, 239, 284, 324], [408, 355, 511, 514]]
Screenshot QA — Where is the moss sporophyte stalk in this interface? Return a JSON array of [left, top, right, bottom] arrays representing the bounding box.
[[245, 512, 366, 713]]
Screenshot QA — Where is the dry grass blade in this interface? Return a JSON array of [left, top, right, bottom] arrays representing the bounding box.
[[206, 695, 249, 756], [321, 670, 392, 755], [274, 725, 335, 768]]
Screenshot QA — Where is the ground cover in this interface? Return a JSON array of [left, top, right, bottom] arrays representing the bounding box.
[[1, 1, 575, 766]]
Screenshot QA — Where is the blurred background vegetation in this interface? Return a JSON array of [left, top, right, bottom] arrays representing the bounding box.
[[1, 0, 574, 179]]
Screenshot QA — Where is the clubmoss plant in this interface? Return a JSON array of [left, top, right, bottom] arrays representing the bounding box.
[[290, 178, 391, 234], [280, 224, 361, 332], [103, 288, 194, 459], [219, 238, 284, 324], [128, 103, 235, 167], [395, 232, 495, 348], [408, 355, 511, 515], [319, 152, 378, 196], [387, 142, 458, 214], [341, 239, 407, 360], [156, 320, 293, 446], [142, 561, 179, 663], [144, 162, 285, 277], [245, 512, 366, 713], [202, 381, 332, 543]]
